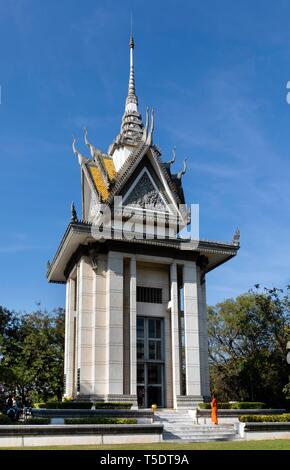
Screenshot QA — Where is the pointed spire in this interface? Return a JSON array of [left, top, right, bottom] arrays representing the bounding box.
[[125, 33, 138, 112]]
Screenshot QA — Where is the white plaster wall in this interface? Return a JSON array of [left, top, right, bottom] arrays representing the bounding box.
[[136, 262, 169, 318]]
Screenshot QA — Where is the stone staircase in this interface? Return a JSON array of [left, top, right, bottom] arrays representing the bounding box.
[[155, 410, 237, 442]]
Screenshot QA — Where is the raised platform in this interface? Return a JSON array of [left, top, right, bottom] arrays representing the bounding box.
[[32, 408, 153, 421], [0, 423, 163, 447]]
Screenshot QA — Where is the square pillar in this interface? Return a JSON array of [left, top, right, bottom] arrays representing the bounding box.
[[130, 256, 137, 396], [106, 252, 124, 396], [198, 273, 210, 399], [64, 278, 75, 397], [92, 254, 107, 397], [182, 261, 203, 403], [170, 262, 181, 408], [77, 258, 94, 396]]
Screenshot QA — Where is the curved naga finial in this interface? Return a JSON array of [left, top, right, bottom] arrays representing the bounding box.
[[232, 227, 240, 246], [146, 108, 154, 145], [167, 146, 176, 166], [142, 106, 149, 142], [84, 127, 90, 148], [177, 159, 187, 179], [72, 136, 86, 165]]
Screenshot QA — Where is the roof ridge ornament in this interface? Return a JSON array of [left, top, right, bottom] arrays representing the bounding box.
[[145, 108, 154, 145], [142, 106, 149, 142], [72, 136, 87, 165], [84, 128, 110, 188], [71, 201, 78, 223], [177, 159, 187, 180], [232, 227, 240, 246], [167, 146, 176, 166]]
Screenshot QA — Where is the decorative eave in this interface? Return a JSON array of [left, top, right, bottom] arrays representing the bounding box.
[[47, 222, 240, 283]]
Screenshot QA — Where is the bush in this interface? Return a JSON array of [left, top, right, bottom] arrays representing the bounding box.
[[198, 402, 231, 409], [21, 418, 50, 425], [94, 402, 132, 410], [0, 413, 11, 424], [198, 402, 265, 410], [34, 402, 93, 409], [231, 402, 265, 409], [198, 403, 211, 409], [64, 418, 137, 425], [239, 413, 290, 423]]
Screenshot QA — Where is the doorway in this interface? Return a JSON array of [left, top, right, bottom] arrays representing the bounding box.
[[137, 317, 165, 408]]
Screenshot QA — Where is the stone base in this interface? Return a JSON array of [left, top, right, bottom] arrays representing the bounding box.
[[176, 395, 205, 409]]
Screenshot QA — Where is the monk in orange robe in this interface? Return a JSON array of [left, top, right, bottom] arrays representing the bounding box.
[[211, 394, 218, 425]]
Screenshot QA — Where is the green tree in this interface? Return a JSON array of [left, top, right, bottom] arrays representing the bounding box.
[[0, 307, 65, 403], [208, 286, 290, 405]]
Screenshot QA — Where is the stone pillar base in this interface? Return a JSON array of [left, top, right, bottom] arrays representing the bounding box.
[[176, 395, 206, 409]]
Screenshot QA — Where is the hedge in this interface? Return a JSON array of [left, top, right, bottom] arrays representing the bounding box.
[[230, 402, 265, 409], [239, 413, 290, 423], [34, 401, 132, 410], [198, 402, 265, 410], [94, 402, 132, 409], [198, 402, 230, 409], [34, 402, 93, 409], [21, 418, 51, 425], [64, 418, 137, 425], [0, 415, 50, 425], [0, 414, 11, 424]]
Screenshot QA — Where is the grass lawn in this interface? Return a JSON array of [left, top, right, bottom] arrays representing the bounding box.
[[2, 439, 290, 450]]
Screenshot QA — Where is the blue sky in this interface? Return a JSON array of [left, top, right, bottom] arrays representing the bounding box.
[[0, 0, 290, 313]]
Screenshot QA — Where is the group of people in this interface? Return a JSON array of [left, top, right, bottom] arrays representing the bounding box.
[[5, 395, 31, 421], [5, 395, 21, 421]]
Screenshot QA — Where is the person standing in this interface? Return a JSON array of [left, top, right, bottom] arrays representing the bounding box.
[[211, 393, 218, 425]]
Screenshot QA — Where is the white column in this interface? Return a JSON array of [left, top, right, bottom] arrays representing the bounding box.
[[183, 262, 202, 397], [199, 275, 210, 398], [106, 252, 124, 396], [64, 279, 74, 397], [170, 262, 181, 408], [92, 255, 107, 396], [130, 256, 137, 396], [77, 258, 94, 396]]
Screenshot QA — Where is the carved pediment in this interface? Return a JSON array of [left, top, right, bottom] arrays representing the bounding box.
[[123, 171, 166, 210]]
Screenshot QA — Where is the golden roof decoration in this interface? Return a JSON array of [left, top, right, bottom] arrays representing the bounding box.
[[88, 165, 109, 201]]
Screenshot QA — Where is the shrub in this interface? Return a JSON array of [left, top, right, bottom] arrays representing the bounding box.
[[34, 402, 93, 409], [231, 402, 265, 409], [64, 418, 137, 425], [198, 403, 211, 409], [0, 413, 11, 424], [94, 402, 132, 410], [198, 402, 231, 409], [21, 418, 50, 425], [239, 413, 290, 423]]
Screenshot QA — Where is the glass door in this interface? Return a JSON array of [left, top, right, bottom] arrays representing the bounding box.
[[137, 317, 164, 408]]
